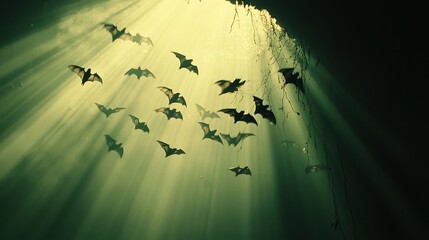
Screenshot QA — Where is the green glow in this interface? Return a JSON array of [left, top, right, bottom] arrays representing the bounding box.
[[0, 0, 352, 239]]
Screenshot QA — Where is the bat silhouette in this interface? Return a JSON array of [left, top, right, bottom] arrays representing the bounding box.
[[68, 65, 102, 85], [229, 166, 252, 176], [125, 67, 155, 79], [253, 96, 276, 125], [105, 134, 124, 158], [220, 132, 255, 146], [214, 78, 245, 95], [157, 140, 185, 157], [154, 107, 183, 120], [218, 108, 258, 125], [278, 68, 305, 94], [133, 33, 154, 46], [172, 51, 199, 75], [198, 122, 223, 144], [158, 86, 187, 107], [195, 104, 220, 120], [101, 22, 134, 42], [95, 103, 126, 118], [305, 164, 327, 174], [129, 114, 149, 133]]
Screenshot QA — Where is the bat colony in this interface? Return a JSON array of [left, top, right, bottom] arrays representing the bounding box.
[[68, 21, 306, 176]]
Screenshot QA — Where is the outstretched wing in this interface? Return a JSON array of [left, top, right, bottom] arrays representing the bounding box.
[[253, 96, 276, 125], [129, 114, 140, 125], [217, 108, 238, 118], [133, 33, 154, 46], [220, 133, 233, 145], [95, 103, 108, 115], [129, 114, 149, 132], [68, 65, 85, 79], [229, 167, 241, 176], [141, 69, 156, 78], [125, 68, 140, 77], [187, 64, 198, 75], [111, 107, 126, 113], [198, 122, 211, 136], [236, 133, 255, 144], [278, 68, 305, 93], [172, 51, 186, 64], [154, 107, 183, 120], [156, 140, 170, 155], [158, 86, 174, 100], [214, 80, 231, 91], [118, 32, 134, 42], [88, 73, 103, 84], [240, 113, 258, 125], [101, 23, 119, 35]]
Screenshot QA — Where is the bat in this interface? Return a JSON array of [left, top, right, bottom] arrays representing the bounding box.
[[125, 67, 156, 79], [220, 132, 254, 146], [154, 107, 183, 120], [229, 166, 252, 176], [198, 122, 223, 144], [129, 114, 150, 133], [133, 33, 154, 46], [278, 68, 305, 93], [195, 104, 220, 120], [104, 134, 124, 158], [253, 96, 276, 125], [158, 86, 187, 107], [218, 108, 258, 125], [68, 65, 102, 85], [172, 51, 199, 75], [95, 103, 126, 118], [214, 78, 245, 95], [101, 22, 134, 42], [157, 140, 185, 157], [305, 164, 327, 174]]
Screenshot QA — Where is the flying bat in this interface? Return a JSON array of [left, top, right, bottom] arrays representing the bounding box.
[[198, 122, 223, 144], [195, 104, 220, 121], [125, 67, 156, 79], [133, 33, 154, 46], [229, 166, 252, 176], [101, 22, 134, 42], [158, 86, 187, 107], [154, 107, 183, 120], [253, 96, 276, 125], [68, 65, 102, 85], [95, 103, 126, 118], [157, 140, 185, 157], [220, 132, 254, 147], [129, 114, 149, 133], [172, 51, 199, 75], [218, 108, 258, 125], [214, 78, 245, 95], [278, 68, 305, 94], [104, 134, 124, 158]]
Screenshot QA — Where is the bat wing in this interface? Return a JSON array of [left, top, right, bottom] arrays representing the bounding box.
[[119, 32, 134, 42], [129, 114, 140, 125], [188, 64, 199, 75], [157, 140, 171, 156], [214, 80, 231, 94], [104, 134, 123, 158], [209, 112, 221, 119], [198, 122, 211, 136], [217, 108, 238, 118], [95, 103, 108, 115], [242, 166, 252, 176], [125, 68, 140, 77], [112, 107, 126, 113], [175, 95, 187, 107], [172, 109, 183, 120], [172, 51, 186, 64], [172, 148, 185, 156], [102, 23, 119, 34], [141, 69, 156, 78], [158, 86, 174, 100], [105, 134, 116, 146], [220, 133, 234, 145], [237, 133, 255, 142], [68, 65, 85, 79], [195, 104, 205, 116], [133, 34, 154, 46], [88, 73, 103, 84], [229, 167, 241, 176]]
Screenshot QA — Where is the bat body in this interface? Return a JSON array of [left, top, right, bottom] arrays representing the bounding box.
[[105, 134, 124, 158], [154, 107, 183, 120], [125, 67, 155, 79], [229, 166, 252, 176], [195, 104, 220, 120], [253, 96, 276, 125], [198, 122, 223, 144], [278, 68, 305, 93], [158, 86, 187, 107], [220, 132, 254, 146], [95, 103, 126, 118], [214, 78, 245, 95], [172, 51, 199, 75], [157, 140, 185, 157], [218, 108, 258, 125], [68, 65, 102, 85], [129, 114, 150, 133]]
